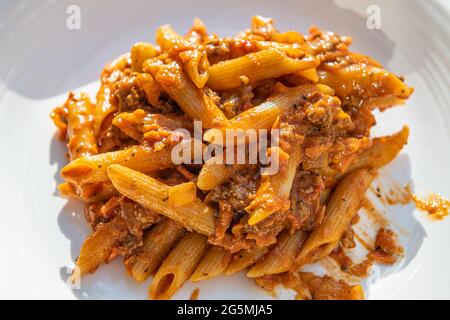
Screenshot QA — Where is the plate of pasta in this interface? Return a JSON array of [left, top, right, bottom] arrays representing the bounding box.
[[0, 0, 449, 300]]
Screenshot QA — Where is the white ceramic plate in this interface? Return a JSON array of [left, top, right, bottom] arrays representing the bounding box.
[[0, 0, 449, 299]]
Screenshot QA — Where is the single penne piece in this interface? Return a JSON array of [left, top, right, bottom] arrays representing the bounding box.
[[134, 72, 166, 109], [156, 24, 190, 52], [247, 230, 304, 278], [318, 64, 414, 109], [107, 164, 216, 236], [168, 182, 197, 207], [112, 109, 192, 141], [71, 216, 128, 279], [130, 42, 158, 72], [320, 126, 409, 183], [221, 84, 334, 131], [197, 155, 232, 191], [294, 168, 376, 268], [58, 181, 118, 203], [191, 246, 233, 282], [149, 232, 209, 299], [255, 41, 304, 54], [143, 59, 226, 128], [347, 126, 409, 172], [61, 92, 99, 160], [179, 49, 210, 89], [93, 84, 116, 138], [207, 49, 319, 91], [296, 68, 319, 82], [125, 219, 185, 282], [246, 145, 300, 226], [60, 142, 174, 185], [224, 247, 268, 275]]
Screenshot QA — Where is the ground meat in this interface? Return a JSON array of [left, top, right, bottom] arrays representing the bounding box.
[[209, 165, 260, 212], [306, 27, 351, 65], [255, 271, 364, 300], [119, 197, 160, 239], [289, 171, 325, 231], [340, 226, 356, 249], [84, 196, 160, 257], [111, 73, 177, 114], [302, 272, 363, 300], [85, 196, 121, 230], [367, 228, 403, 264]]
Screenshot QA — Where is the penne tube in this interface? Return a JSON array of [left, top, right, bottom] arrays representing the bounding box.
[[221, 84, 334, 131], [191, 246, 232, 282], [294, 168, 376, 268], [112, 109, 192, 141], [130, 42, 158, 72], [71, 216, 128, 279], [107, 164, 216, 235], [125, 219, 185, 282], [247, 230, 304, 278], [58, 92, 99, 160], [93, 84, 116, 139], [60, 142, 174, 185], [149, 232, 209, 299], [179, 49, 210, 89], [296, 68, 319, 82], [318, 64, 414, 110], [58, 181, 118, 203], [196, 155, 232, 191], [224, 247, 268, 275], [168, 182, 197, 207], [134, 73, 165, 110], [207, 49, 319, 91], [156, 24, 190, 52], [246, 142, 301, 225], [320, 126, 409, 184], [347, 126, 409, 172], [143, 59, 226, 128]]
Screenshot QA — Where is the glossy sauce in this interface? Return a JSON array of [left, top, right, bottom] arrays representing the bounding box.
[[189, 288, 200, 300], [412, 193, 450, 220], [361, 196, 389, 227]]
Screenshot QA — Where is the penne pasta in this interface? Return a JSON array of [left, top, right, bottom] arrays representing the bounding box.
[[207, 49, 319, 91], [224, 247, 268, 275], [112, 109, 192, 141], [191, 246, 233, 282], [246, 145, 299, 226], [247, 230, 304, 278], [58, 181, 118, 203], [125, 219, 185, 282], [133, 73, 165, 110], [130, 42, 158, 72], [149, 232, 209, 299], [107, 164, 216, 236], [93, 84, 116, 139], [347, 126, 409, 172], [61, 92, 99, 160], [294, 169, 376, 268], [168, 182, 197, 207], [52, 16, 417, 301], [156, 24, 190, 52], [318, 64, 414, 110], [196, 155, 232, 191], [71, 216, 128, 279], [60, 142, 174, 185], [144, 59, 227, 128], [179, 49, 210, 89], [220, 84, 334, 131]]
